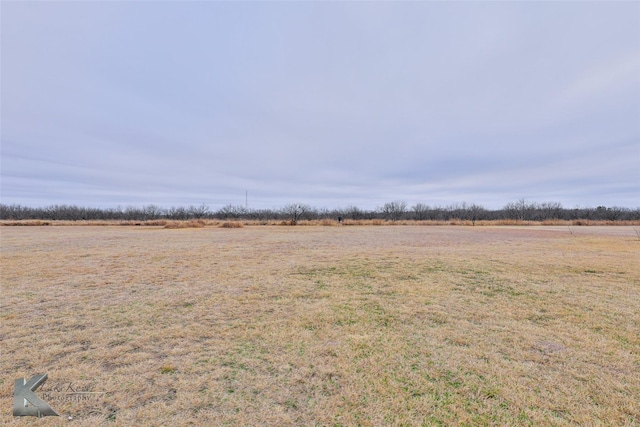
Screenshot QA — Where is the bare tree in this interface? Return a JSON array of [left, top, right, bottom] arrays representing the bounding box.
[[317, 207, 332, 219], [1, 200, 636, 223], [216, 204, 247, 220], [467, 203, 485, 226], [345, 205, 364, 220], [1, 204, 28, 220], [167, 206, 188, 220], [598, 206, 626, 221], [429, 205, 444, 221], [188, 203, 210, 219], [412, 203, 430, 221], [282, 203, 312, 225], [504, 198, 535, 221], [380, 201, 407, 222], [143, 204, 164, 220], [252, 209, 275, 221], [539, 202, 563, 220]]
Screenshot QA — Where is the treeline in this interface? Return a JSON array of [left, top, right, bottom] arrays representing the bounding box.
[[1, 200, 638, 223]]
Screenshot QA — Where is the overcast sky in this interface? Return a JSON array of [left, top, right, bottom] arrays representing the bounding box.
[[1, 1, 638, 211]]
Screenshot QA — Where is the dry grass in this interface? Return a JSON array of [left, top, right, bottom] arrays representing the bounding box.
[[219, 222, 244, 229], [0, 220, 53, 226], [3, 219, 640, 228], [0, 226, 638, 426], [164, 219, 206, 229]]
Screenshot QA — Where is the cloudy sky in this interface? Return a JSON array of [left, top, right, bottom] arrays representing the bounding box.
[[2, 1, 638, 211]]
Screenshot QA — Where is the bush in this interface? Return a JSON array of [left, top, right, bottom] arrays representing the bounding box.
[[220, 222, 244, 228], [164, 219, 206, 229]]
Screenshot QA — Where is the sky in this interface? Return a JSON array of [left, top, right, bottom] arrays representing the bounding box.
[[1, 1, 639, 211]]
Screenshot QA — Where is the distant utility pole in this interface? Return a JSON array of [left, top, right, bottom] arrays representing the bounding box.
[[245, 190, 248, 210]]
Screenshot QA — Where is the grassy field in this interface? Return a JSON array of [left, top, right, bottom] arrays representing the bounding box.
[[1, 225, 638, 426]]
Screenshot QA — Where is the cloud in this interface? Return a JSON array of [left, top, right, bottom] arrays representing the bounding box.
[[558, 53, 640, 109], [1, 1, 638, 210]]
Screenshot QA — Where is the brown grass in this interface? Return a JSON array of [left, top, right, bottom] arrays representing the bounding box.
[[163, 219, 206, 229], [320, 219, 338, 226], [0, 226, 638, 425], [0, 220, 52, 226], [219, 221, 244, 228]]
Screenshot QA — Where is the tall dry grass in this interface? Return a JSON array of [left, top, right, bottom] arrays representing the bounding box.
[[219, 221, 244, 228], [2, 219, 640, 227], [163, 219, 206, 229]]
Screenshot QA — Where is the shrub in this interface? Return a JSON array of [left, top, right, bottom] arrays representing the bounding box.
[[0, 220, 51, 226], [220, 222, 244, 228], [145, 219, 168, 226], [164, 219, 206, 229]]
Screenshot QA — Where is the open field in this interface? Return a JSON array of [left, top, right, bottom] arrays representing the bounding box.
[[1, 225, 639, 426]]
